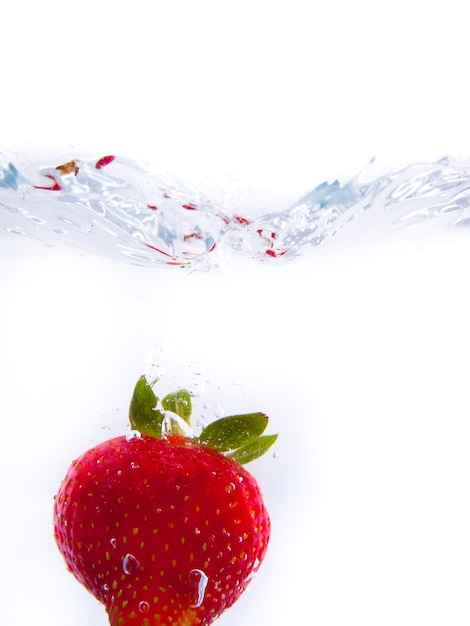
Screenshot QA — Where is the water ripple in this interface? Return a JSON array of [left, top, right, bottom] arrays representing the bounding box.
[[1, 152, 469, 269]]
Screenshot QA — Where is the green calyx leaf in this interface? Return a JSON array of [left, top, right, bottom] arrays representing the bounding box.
[[128, 375, 278, 464], [128, 376, 193, 438], [128, 375, 164, 438], [197, 412, 277, 464], [161, 390, 192, 425], [227, 434, 279, 465]]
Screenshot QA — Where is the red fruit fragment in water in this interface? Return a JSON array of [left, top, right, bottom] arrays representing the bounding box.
[[95, 155, 116, 169], [34, 174, 61, 191], [184, 232, 204, 241], [233, 215, 251, 226], [265, 249, 287, 257], [144, 243, 175, 258]]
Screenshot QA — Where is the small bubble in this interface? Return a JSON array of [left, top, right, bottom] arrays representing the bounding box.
[[272, 451, 279, 459], [188, 569, 209, 608], [110, 538, 118, 549], [102, 584, 109, 593], [126, 430, 142, 442], [225, 482, 236, 494], [123, 553, 140, 575], [138, 601, 150, 613]]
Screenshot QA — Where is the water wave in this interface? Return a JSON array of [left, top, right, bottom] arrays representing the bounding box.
[[1, 151, 469, 269]]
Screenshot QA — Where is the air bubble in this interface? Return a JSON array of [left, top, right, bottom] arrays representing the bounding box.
[[123, 553, 140, 575], [126, 430, 142, 442], [138, 601, 150, 613], [110, 538, 118, 549], [188, 569, 209, 608]]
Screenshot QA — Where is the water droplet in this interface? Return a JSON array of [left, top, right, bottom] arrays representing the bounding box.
[[110, 538, 118, 549], [225, 482, 236, 494], [188, 569, 209, 608], [138, 601, 150, 613], [123, 553, 140, 575], [272, 451, 279, 459], [126, 430, 142, 442]]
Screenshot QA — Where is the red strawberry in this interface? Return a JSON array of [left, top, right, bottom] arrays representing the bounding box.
[[53, 377, 277, 626]]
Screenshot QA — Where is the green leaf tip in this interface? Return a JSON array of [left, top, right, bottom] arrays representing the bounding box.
[[198, 412, 277, 464], [227, 434, 279, 465]]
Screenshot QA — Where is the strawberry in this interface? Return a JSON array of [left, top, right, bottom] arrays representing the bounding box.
[[53, 376, 277, 626]]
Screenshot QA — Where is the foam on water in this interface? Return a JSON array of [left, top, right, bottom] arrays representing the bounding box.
[[1, 151, 470, 269]]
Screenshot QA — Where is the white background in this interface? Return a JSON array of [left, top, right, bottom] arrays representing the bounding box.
[[1, 2, 470, 625]]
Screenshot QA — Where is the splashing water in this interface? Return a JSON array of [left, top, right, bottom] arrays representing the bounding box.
[[1, 151, 469, 269]]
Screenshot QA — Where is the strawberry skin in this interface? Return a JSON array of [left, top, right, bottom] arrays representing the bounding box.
[[53, 434, 271, 626]]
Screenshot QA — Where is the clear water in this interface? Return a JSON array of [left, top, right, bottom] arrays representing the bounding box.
[[1, 151, 470, 625], [2, 151, 470, 269]]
